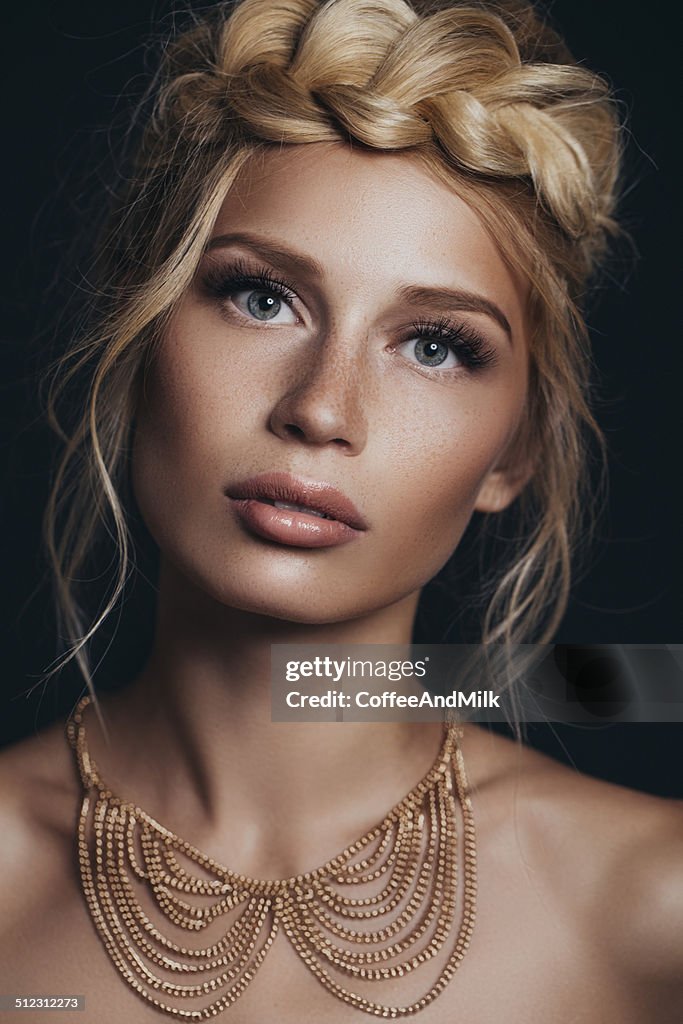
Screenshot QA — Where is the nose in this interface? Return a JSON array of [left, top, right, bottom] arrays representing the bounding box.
[[268, 333, 369, 455]]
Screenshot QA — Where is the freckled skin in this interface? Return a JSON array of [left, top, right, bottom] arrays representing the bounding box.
[[132, 142, 531, 624], [1, 147, 680, 1024]]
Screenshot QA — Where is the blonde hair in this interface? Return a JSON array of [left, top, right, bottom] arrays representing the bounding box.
[[41, 0, 624, 736]]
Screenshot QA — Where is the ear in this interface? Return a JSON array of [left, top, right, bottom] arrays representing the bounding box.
[[473, 430, 536, 512], [475, 462, 532, 512]]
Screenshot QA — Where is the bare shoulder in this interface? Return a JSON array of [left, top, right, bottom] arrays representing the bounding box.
[[463, 725, 683, 1005], [525, 744, 682, 967], [0, 714, 79, 932]]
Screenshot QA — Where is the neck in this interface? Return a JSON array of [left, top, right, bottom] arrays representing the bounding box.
[[90, 559, 447, 879]]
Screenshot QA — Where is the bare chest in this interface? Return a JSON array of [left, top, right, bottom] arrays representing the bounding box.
[[3, 844, 645, 1024]]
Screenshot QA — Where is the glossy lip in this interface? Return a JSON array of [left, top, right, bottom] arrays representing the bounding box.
[[226, 472, 368, 530]]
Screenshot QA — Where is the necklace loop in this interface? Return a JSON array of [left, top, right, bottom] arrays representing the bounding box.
[[67, 694, 477, 1019]]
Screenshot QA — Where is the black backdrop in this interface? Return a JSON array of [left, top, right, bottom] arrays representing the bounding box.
[[1, 1, 681, 796]]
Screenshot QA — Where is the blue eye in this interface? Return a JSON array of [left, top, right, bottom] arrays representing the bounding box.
[[232, 286, 296, 321], [399, 319, 498, 374], [248, 291, 281, 320], [201, 260, 299, 325], [412, 338, 454, 368]]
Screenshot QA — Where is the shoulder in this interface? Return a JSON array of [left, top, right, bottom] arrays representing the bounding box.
[[595, 785, 683, 992], [462, 726, 683, 1002], [530, 758, 682, 975], [0, 716, 79, 931]]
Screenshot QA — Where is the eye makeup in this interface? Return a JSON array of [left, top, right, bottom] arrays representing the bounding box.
[[401, 316, 498, 372], [198, 256, 500, 374], [199, 257, 299, 312]]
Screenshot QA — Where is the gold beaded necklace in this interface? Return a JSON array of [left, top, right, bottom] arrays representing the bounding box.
[[67, 694, 477, 1020]]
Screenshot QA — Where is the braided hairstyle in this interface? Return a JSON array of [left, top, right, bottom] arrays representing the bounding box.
[[43, 0, 624, 727]]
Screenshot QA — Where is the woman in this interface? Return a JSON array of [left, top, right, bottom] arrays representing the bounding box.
[[0, 0, 681, 1020]]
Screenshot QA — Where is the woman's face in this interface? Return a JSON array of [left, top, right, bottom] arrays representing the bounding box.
[[132, 143, 531, 624]]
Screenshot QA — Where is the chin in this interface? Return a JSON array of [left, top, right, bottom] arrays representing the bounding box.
[[163, 534, 426, 627], [178, 558, 366, 625], [217, 588, 366, 626]]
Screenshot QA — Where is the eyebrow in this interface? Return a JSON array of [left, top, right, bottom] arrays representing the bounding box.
[[206, 231, 513, 341]]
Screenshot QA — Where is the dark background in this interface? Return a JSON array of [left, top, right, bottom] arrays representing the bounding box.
[[1, 1, 681, 796]]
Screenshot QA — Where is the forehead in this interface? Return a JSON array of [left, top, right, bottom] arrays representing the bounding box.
[[212, 143, 526, 329]]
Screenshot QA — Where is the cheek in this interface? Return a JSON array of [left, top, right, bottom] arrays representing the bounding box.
[[374, 462, 472, 583], [133, 320, 254, 473], [365, 376, 527, 585], [131, 329, 230, 540], [130, 310, 289, 566], [381, 384, 522, 514]]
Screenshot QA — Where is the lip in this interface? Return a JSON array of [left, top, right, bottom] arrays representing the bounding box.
[[226, 472, 368, 549]]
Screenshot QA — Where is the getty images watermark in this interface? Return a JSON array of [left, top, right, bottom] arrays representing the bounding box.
[[271, 644, 683, 723]]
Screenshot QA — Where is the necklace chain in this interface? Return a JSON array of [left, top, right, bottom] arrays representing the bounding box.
[[67, 695, 477, 1019]]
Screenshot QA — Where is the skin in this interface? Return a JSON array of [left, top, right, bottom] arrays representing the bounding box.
[[132, 143, 531, 628], [0, 143, 681, 1023]]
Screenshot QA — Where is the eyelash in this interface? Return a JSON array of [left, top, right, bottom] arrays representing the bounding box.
[[406, 317, 497, 372], [200, 260, 498, 373], [201, 258, 299, 308]]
